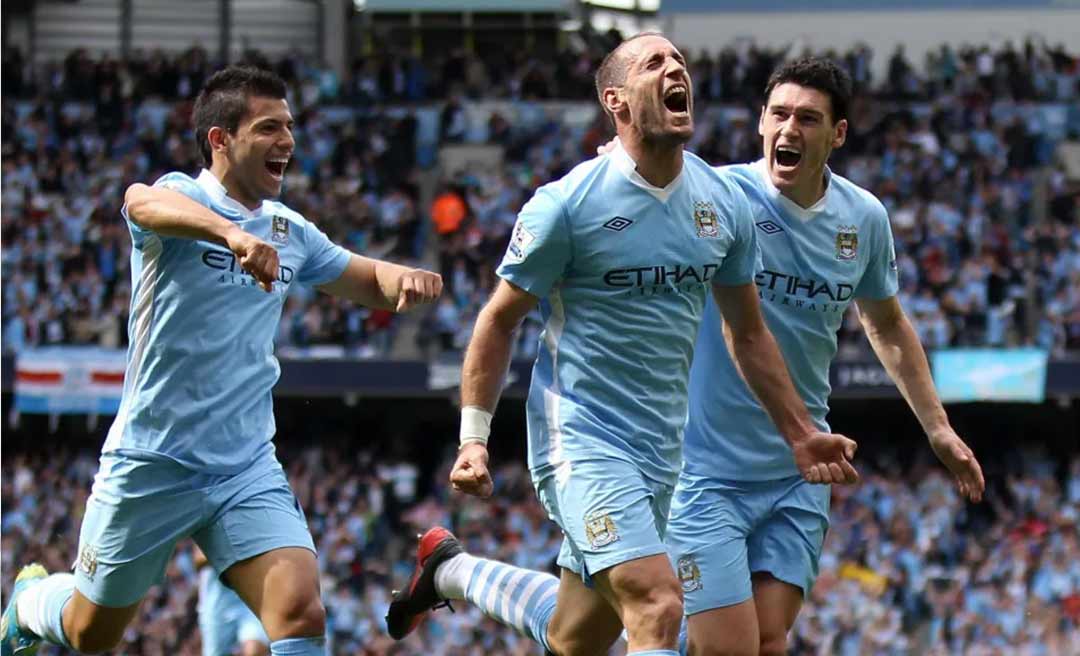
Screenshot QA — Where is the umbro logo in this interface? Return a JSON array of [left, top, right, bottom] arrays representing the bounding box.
[[756, 220, 784, 235], [603, 216, 634, 232]]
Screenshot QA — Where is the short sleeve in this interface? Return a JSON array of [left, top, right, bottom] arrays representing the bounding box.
[[122, 172, 206, 248], [855, 205, 900, 300], [712, 184, 761, 286], [297, 219, 352, 286], [495, 185, 571, 298]]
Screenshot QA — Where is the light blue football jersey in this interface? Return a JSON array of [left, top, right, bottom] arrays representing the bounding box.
[[103, 170, 350, 474], [497, 143, 759, 486], [683, 159, 898, 481]]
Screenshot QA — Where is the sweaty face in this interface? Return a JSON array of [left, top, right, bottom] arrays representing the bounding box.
[[759, 83, 846, 202], [222, 96, 295, 204], [619, 36, 694, 145]]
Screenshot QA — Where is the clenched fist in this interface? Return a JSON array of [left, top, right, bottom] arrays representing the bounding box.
[[226, 228, 279, 293], [450, 442, 493, 497], [396, 269, 443, 312]]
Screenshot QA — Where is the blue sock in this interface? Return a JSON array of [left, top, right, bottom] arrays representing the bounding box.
[[628, 651, 680, 656], [678, 615, 689, 656], [465, 559, 560, 651], [17, 573, 75, 649], [270, 636, 326, 655]]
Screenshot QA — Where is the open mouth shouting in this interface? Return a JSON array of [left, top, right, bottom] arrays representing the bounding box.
[[774, 144, 802, 172], [663, 83, 689, 117], [265, 157, 289, 181]]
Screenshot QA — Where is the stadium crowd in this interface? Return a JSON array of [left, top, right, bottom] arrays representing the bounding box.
[[3, 39, 1080, 359], [2, 38, 1080, 358], [2, 439, 1078, 655]]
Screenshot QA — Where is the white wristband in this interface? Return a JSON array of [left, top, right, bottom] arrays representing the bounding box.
[[459, 406, 493, 448]]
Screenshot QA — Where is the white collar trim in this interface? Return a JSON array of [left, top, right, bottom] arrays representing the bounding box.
[[753, 159, 830, 223], [609, 140, 684, 203], [195, 169, 266, 218]]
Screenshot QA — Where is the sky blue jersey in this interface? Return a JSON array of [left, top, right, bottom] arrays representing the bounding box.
[[497, 143, 759, 486], [683, 159, 899, 481], [103, 170, 350, 474]]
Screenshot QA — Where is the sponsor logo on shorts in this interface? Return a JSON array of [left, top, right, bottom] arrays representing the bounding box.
[[78, 544, 99, 581], [677, 554, 702, 593], [584, 512, 619, 549]]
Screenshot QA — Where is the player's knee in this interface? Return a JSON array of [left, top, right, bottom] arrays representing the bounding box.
[[687, 635, 757, 656], [619, 578, 684, 644], [266, 593, 326, 639], [758, 631, 788, 656], [66, 618, 125, 654]]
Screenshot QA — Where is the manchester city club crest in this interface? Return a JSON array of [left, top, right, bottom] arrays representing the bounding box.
[[677, 554, 702, 593], [584, 511, 620, 549], [836, 225, 858, 261], [693, 200, 720, 238], [271, 215, 290, 244]]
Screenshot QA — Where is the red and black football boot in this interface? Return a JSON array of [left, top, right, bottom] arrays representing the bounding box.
[[385, 526, 465, 640]]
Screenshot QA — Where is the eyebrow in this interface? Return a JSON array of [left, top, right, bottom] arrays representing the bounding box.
[[768, 103, 825, 118]]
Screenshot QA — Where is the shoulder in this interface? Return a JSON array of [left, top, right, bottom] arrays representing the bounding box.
[[153, 171, 202, 195], [829, 171, 889, 227]]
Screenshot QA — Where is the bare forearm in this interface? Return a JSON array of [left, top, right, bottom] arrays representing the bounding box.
[[370, 259, 414, 311], [865, 314, 951, 436], [125, 184, 240, 245], [460, 309, 516, 412], [731, 328, 816, 446]]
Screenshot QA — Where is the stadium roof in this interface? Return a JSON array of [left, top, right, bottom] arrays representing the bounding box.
[[355, 0, 569, 11]]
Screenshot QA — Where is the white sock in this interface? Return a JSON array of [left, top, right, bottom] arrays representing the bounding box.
[[433, 552, 480, 600], [16, 573, 75, 647]]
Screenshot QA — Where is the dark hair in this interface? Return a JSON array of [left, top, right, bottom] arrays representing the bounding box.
[[192, 66, 288, 166], [594, 31, 665, 126], [764, 57, 852, 123]]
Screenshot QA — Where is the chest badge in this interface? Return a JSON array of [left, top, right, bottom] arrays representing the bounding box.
[[271, 215, 290, 245], [693, 200, 720, 238], [836, 225, 858, 261]]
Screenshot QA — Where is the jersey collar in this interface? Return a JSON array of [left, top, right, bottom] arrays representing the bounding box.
[[752, 158, 831, 223], [609, 140, 684, 203], [196, 169, 267, 219]]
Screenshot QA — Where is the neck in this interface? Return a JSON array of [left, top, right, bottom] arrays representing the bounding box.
[[209, 162, 262, 211], [618, 129, 684, 188], [781, 168, 828, 209]]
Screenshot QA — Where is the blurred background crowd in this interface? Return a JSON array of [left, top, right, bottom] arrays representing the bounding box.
[[3, 435, 1078, 655], [3, 37, 1079, 359]]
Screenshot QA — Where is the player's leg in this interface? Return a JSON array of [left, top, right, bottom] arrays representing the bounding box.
[[745, 478, 830, 656], [546, 459, 683, 654], [197, 453, 325, 655], [236, 603, 271, 656], [544, 567, 624, 655], [749, 575, 803, 656], [665, 473, 760, 656], [3, 455, 204, 654]]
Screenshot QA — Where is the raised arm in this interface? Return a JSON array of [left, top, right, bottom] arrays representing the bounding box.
[[124, 183, 279, 292], [857, 296, 985, 501], [317, 255, 442, 312], [449, 280, 540, 497], [712, 281, 859, 485]]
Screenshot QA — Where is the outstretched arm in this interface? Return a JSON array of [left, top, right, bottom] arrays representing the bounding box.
[[857, 296, 985, 501], [318, 255, 442, 312], [712, 282, 859, 485]]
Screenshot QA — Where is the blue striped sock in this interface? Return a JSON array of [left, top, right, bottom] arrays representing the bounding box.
[[464, 559, 559, 651], [628, 651, 680, 656]]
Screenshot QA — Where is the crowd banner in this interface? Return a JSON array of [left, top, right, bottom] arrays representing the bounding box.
[[13, 347, 127, 415]]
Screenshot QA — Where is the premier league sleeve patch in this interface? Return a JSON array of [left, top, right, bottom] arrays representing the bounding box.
[[505, 220, 536, 264]]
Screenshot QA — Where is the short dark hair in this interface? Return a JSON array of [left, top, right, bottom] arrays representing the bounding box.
[[764, 57, 852, 123], [594, 31, 665, 126], [192, 66, 288, 166]]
